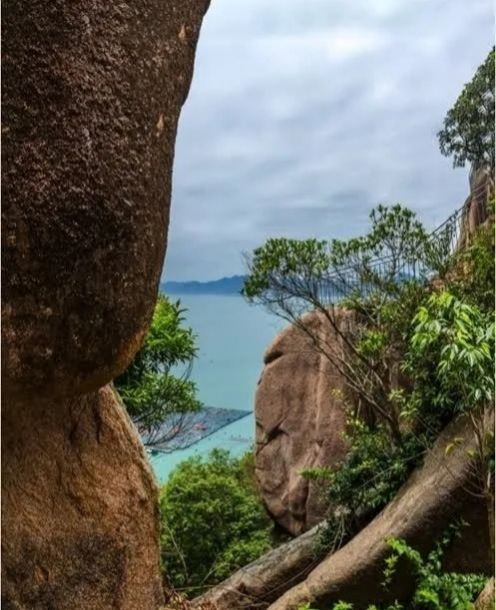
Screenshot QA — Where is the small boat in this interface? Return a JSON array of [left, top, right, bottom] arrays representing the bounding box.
[[228, 435, 251, 443]]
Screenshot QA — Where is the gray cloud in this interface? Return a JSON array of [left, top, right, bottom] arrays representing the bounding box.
[[163, 0, 493, 281]]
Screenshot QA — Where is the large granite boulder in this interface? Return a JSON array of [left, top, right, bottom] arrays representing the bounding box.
[[2, 0, 209, 402], [2, 2, 209, 608], [255, 311, 351, 535], [2, 387, 164, 609]]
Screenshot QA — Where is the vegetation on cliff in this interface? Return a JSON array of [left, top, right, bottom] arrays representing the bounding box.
[[115, 295, 202, 445], [244, 196, 494, 555], [438, 47, 495, 169]]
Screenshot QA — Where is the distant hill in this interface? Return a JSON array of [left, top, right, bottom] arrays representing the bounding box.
[[161, 275, 246, 296]]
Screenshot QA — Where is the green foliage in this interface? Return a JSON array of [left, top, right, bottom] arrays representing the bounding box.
[[404, 290, 495, 534], [344, 276, 432, 438], [382, 531, 485, 610], [245, 204, 466, 555], [159, 450, 272, 596], [438, 48, 495, 169], [115, 295, 202, 442], [304, 421, 427, 551], [329, 204, 430, 271], [245, 199, 494, 569], [298, 529, 486, 610], [306, 290, 495, 556], [242, 237, 330, 300], [404, 291, 494, 419], [243, 205, 436, 308]]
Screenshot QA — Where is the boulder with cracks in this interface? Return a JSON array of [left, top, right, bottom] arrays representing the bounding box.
[[255, 311, 351, 535]]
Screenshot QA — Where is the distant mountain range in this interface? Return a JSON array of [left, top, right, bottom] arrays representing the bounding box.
[[161, 275, 246, 296]]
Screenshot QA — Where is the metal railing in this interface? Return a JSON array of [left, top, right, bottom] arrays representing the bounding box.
[[315, 179, 493, 305]]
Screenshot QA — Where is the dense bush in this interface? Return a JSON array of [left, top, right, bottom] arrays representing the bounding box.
[[404, 291, 494, 422], [305, 288, 494, 553], [404, 290, 495, 551], [159, 450, 273, 596]]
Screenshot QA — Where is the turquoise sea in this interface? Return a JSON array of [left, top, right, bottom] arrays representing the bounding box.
[[149, 294, 283, 483]]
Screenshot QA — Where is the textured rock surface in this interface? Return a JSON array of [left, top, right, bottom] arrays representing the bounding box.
[[475, 578, 495, 610], [268, 416, 493, 610], [255, 311, 350, 535], [2, 386, 163, 610], [2, 2, 209, 608], [2, 0, 210, 402], [458, 167, 494, 248]]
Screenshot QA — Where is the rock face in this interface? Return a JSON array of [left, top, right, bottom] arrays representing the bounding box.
[[475, 578, 495, 610], [2, 387, 164, 610], [2, 2, 209, 608], [255, 311, 350, 535], [2, 0, 210, 403], [458, 167, 494, 249]]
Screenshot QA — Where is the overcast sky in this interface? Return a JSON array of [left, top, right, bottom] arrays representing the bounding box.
[[163, 0, 493, 282]]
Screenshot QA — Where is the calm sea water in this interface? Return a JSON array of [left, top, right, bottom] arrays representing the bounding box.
[[149, 294, 283, 483]]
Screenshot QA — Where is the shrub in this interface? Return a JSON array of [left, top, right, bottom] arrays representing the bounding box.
[[404, 291, 494, 420], [159, 450, 273, 596], [305, 289, 495, 554], [404, 290, 495, 555]]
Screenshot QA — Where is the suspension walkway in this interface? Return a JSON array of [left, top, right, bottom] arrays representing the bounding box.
[[316, 177, 493, 305]]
